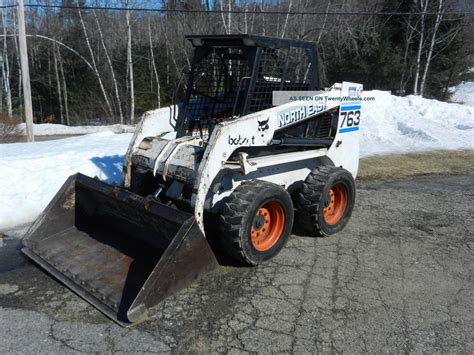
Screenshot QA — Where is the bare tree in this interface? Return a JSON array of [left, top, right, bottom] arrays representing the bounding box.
[[420, 0, 444, 96], [0, 53, 3, 113], [413, 0, 429, 95], [317, 1, 330, 43], [76, 1, 113, 117], [220, 0, 232, 34], [160, 16, 180, 78], [1, 9, 12, 116], [93, 10, 124, 123], [53, 42, 64, 123], [126, 0, 135, 124], [280, 0, 293, 38], [57, 46, 70, 125], [148, 17, 161, 108], [400, 15, 420, 94], [12, 11, 23, 119]]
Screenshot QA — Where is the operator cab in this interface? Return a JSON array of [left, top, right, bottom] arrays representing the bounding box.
[[175, 35, 320, 141]]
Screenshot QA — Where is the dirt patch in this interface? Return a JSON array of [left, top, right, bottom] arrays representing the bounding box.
[[358, 150, 474, 181], [0, 115, 22, 143]]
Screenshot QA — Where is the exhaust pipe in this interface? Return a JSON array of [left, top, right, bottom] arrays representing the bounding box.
[[22, 173, 218, 326]]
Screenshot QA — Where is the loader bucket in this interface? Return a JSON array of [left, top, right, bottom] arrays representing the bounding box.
[[22, 173, 218, 326]]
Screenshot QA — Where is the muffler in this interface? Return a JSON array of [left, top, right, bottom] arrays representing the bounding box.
[[22, 173, 218, 326]]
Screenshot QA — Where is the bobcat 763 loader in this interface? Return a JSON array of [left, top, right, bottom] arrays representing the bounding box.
[[22, 35, 363, 326]]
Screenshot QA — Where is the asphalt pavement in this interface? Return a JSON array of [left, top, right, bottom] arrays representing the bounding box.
[[0, 173, 473, 353]]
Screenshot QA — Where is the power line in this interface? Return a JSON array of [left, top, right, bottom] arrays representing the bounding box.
[[17, 3, 474, 17]]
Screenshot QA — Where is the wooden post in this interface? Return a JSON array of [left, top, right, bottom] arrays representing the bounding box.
[[17, 0, 34, 141]]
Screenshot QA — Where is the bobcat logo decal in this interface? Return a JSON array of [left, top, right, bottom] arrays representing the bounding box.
[[258, 118, 270, 132]]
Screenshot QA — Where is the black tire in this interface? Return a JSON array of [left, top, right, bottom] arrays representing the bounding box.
[[295, 166, 355, 237], [219, 180, 294, 265]]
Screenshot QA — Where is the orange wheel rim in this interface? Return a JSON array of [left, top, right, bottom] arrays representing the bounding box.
[[250, 201, 285, 252], [323, 184, 348, 225]]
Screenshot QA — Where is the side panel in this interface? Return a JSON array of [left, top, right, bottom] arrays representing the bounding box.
[[326, 82, 363, 177], [210, 150, 329, 209]]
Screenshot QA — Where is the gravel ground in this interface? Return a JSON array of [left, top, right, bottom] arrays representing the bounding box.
[[0, 173, 473, 353]]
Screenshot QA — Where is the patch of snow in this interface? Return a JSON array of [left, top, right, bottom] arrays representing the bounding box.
[[3, 224, 32, 239], [360, 90, 474, 157], [450, 81, 474, 107], [16, 123, 135, 136], [0, 284, 19, 295], [0, 132, 131, 232]]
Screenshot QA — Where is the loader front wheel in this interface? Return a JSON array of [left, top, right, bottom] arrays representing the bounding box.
[[295, 166, 355, 237], [220, 180, 294, 265]]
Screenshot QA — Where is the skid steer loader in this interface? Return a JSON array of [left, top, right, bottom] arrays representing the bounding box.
[[22, 35, 363, 326]]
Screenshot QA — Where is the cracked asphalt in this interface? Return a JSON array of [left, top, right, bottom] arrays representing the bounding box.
[[0, 173, 473, 353]]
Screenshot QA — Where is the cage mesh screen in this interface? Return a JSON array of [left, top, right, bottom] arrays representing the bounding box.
[[249, 47, 311, 113], [184, 47, 251, 139]]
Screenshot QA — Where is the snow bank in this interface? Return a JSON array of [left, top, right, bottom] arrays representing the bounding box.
[[1, 90, 473, 232], [0, 132, 132, 232], [361, 90, 474, 157], [17, 123, 135, 136], [450, 81, 474, 107]]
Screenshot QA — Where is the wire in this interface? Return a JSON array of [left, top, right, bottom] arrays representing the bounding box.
[[18, 3, 474, 17], [0, 5, 18, 9]]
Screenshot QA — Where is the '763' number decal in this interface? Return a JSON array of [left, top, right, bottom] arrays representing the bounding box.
[[339, 105, 361, 133]]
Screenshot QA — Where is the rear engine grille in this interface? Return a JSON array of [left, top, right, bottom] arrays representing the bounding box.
[[316, 114, 332, 138]]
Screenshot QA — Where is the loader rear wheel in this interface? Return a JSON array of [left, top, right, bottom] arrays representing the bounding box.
[[220, 180, 294, 265], [295, 166, 355, 237]]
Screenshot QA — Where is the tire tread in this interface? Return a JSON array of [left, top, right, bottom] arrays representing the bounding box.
[[295, 166, 353, 237], [220, 180, 292, 265]]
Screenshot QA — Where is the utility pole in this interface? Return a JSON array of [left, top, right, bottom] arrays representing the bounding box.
[[17, 0, 34, 141]]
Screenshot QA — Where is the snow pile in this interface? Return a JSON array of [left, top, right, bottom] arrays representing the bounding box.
[[0, 90, 473, 232], [0, 132, 132, 232], [450, 81, 474, 107], [361, 90, 474, 157], [17, 123, 135, 136]]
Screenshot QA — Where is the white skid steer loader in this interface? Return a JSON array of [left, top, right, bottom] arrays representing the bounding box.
[[22, 35, 363, 326]]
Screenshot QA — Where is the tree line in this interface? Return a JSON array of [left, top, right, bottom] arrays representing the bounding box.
[[0, 0, 472, 125]]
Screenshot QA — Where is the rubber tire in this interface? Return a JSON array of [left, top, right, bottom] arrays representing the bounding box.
[[295, 166, 355, 237], [219, 180, 294, 265]]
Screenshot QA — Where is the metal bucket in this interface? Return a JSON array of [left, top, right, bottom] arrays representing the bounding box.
[[22, 173, 218, 326]]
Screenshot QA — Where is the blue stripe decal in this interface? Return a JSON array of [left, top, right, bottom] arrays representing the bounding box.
[[341, 101, 361, 106], [340, 105, 361, 111], [339, 127, 359, 133]]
